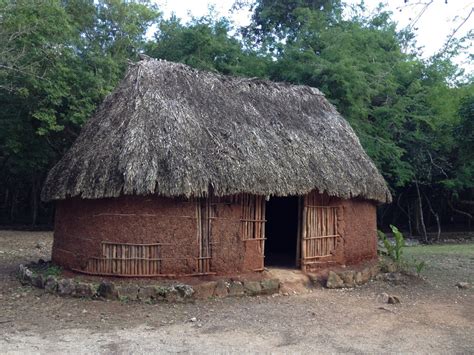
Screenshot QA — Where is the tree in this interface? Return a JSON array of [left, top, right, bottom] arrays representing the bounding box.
[[146, 15, 270, 77], [0, 0, 160, 224]]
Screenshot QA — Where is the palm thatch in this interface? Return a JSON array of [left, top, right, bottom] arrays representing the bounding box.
[[42, 58, 392, 203]]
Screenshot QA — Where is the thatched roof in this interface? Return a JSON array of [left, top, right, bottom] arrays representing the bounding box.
[[42, 58, 392, 203]]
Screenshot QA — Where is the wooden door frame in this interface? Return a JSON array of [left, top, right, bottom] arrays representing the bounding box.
[[296, 196, 303, 268]]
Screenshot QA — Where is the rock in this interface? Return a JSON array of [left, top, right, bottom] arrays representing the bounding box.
[[164, 286, 180, 302], [175, 284, 194, 300], [360, 268, 371, 283], [370, 263, 382, 277], [214, 280, 229, 298], [74, 282, 96, 298], [228, 281, 244, 297], [326, 271, 344, 289], [340, 271, 355, 288], [455, 282, 470, 289], [354, 272, 363, 285], [377, 292, 390, 303], [260, 279, 280, 294], [97, 281, 118, 300], [307, 274, 322, 286], [388, 295, 401, 304], [193, 281, 217, 299], [30, 274, 45, 289], [58, 278, 75, 296], [243, 281, 262, 295], [19, 265, 33, 284], [377, 292, 400, 304], [138, 286, 157, 301], [44, 276, 58, 293], [154, 286, 169, 301], [116, 284, 139, 301], [189, 317, 197, 322], [383, 272, 402, 284], [383, 263, 397, 273]]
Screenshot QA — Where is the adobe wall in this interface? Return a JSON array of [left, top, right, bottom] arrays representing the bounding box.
[[303, 193, 378, 270], [53, 193, 377, 277], [53, 195, 261, 276], [339, 198, 378, 265]]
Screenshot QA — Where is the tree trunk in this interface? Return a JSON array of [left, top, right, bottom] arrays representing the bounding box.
[[415, 180, 428, 243], [424, 192, 441, 241], [31, 177, 38, 226], [407, 202, 413, 237], [10, 189, 17, 223], [3, 188, 9, 209]]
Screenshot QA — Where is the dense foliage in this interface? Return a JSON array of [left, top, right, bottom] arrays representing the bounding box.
[[0, 0, 472, 239]]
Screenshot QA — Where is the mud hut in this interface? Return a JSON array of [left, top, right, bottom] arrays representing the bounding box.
[[42, 58, 391, 277]]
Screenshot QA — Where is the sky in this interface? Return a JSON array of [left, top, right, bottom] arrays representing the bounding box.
[[152, 0, 473, 72]]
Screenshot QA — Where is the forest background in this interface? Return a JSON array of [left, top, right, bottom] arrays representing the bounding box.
[[1, 0, 472, 242]]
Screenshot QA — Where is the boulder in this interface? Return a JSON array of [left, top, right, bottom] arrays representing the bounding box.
[[30, 274, 45, 289], [164, 286, 180, 302], [340, 271, 355, 288], [260, 279, 280, 295], [214, 280, 229, 298], [138, 286, 157, 301], [354, 272, 363, 285], [19, 265, 33, 284], [74, 282, 96, 298], [243, 281, 262, 295], [98, 281, 118, 300], [116, 284, 139, 301], [44, 276, 58, 293], [193, 281, 217, 299], [154, 286, 169, 301], [58, 278, 75, 296], [370, 263, 382, 277], [360, 268, 371, 283], [228, 281, 244, 297], [326, 271, 344, 289], [175, 284, 194, 300]]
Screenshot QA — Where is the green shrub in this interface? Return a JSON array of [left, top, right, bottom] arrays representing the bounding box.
[[378, 226, 427, 275], [377, 225, 405, 263]]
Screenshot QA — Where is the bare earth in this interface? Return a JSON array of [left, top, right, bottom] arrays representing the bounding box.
[[0, 230, 472, 354]]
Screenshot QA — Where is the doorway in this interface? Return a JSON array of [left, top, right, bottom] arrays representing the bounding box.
[[265, 196, 300, 267]]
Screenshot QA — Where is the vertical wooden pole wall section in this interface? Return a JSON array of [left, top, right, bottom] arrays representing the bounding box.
[[83, 241, 164, 276], [196, 198, 214, 275], [240, 194, 266, 271], [301, 191, 341, 271]]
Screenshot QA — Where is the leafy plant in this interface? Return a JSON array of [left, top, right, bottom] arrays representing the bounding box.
[[377, 224, 405, 263], [413, 259, 426, 276], [44, 265, 62, 277]]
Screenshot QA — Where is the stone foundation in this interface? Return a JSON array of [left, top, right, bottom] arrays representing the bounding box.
[[18, 263, 280, 302]]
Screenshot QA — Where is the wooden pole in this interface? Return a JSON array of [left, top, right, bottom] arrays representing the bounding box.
[[301, 195, 307, 272]]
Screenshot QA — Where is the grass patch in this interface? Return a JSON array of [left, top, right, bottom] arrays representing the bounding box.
[[404, 243, 474, 258]]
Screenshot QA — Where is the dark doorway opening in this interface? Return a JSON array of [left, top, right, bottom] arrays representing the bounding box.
[[265, 196, 299, 267]]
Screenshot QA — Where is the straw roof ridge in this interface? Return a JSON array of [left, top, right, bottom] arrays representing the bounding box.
[[42, 58, 392, 203]]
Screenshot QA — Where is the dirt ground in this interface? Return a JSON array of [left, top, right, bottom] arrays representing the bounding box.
[[0, 230, 473, 354]]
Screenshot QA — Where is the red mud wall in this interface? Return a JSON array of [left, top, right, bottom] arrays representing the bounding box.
[[53, 194, 377, 276], [53, 196, 261, 275], [339, 198, 378, 265]]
